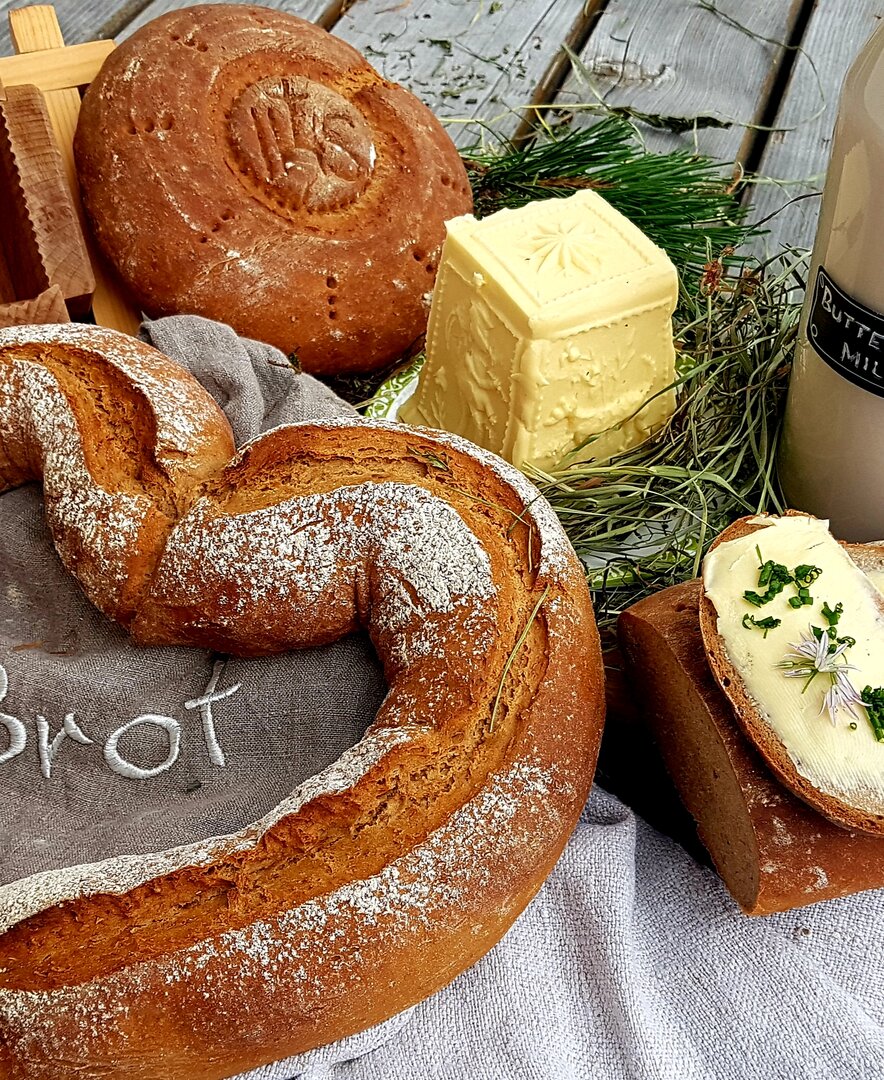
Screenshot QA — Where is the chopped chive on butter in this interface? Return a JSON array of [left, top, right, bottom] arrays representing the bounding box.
[[788, 564, 822, 609], [861, 687, 884, 743], [742, 613, 781, 637], [810, 603, 855, 654], [794, 565, 823, 588], [742, 554, 823, 612], [743, 559, 794, 607]]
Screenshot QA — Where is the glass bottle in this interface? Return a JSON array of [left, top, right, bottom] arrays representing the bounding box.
[[778, 22, 884, 541]]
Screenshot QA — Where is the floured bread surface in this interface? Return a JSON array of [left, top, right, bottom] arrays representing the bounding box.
[[0, 326, 604, 1080], [73, 4, 473, 375], [701, 514, 884, 834], [0, 323, 234, 622]]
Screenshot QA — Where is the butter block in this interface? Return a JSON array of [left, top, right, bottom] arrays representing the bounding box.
[[399, 189, 678, 471]]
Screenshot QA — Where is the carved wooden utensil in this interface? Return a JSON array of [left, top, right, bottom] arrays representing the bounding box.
[[0, 82, 94, 324], [0, 283, 69, 327]]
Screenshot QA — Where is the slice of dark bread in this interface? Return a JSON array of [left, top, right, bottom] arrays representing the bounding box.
[[619, 580, 884, 915], [698, 514, 884, 835]]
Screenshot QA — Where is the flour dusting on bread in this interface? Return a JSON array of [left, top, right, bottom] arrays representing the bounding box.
[[0, 359, 145, 609], [0, 323, 229, 462], [0, 755, 564, 1054], [0, 324, 603, 1078]]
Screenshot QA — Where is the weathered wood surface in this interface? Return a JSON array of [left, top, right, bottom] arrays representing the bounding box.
[[0, 0, 125, 56], [123, 0, 595, 146], [555, 0, 805, 164], [334, 0, 596, 145], [749, 1, 884, 255], [122, 0, 332, 38]]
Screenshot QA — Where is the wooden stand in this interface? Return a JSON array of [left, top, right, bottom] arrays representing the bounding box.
[[0, 83, 93, 319], [0, 5, 140, 334], [0, 284, 69, 327]]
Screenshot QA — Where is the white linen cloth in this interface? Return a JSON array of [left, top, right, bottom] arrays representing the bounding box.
[[249, 783, 882, 1080], [148, 318, 884, 1080]]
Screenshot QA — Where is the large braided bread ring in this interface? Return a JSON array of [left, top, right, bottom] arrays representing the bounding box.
[[0, 325, 604, 1080]]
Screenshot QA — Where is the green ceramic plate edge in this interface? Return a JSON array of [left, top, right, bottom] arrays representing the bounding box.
[[364, 356, 424, 421]]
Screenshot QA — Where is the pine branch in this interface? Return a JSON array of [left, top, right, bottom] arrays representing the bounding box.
[[462, 116, 752, 277]]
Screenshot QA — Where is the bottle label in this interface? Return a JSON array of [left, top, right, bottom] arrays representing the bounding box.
[[808, 266, 884, 398]]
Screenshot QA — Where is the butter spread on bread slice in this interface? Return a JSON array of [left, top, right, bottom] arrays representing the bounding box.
[[700, 513, 884, 834]]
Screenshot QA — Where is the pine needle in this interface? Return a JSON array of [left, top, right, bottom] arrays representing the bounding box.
[[489, 585, 550, 732], [463, 116, 753, 274]]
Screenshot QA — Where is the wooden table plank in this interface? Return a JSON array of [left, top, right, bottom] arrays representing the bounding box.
[[554, 0, 804, 164], [749, 2, 883, 255], [334, 0, 594, 147], [121, 0, 333, 38], [0, 0, 132, 56]]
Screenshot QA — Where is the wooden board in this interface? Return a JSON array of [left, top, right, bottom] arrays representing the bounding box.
[[555, 0, 805, 164], [0, 283, 69, 326], [0, 36, 114, 89], [334, 0, 595, 146], [122, 0, 334, 38], [0, 83, 94, 312], [749, 2, 884, 255]]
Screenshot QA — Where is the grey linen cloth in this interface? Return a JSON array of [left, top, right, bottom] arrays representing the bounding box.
[[2, 315, 882, 1080]]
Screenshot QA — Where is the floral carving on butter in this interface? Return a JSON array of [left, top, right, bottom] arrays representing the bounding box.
[[515, 220, 602, 277]]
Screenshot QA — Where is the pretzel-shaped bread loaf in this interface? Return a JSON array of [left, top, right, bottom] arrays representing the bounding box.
[[0, 324, 604, 1080]]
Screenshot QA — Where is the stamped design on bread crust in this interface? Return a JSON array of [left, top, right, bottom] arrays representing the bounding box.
[[227, 77, 375, 213]]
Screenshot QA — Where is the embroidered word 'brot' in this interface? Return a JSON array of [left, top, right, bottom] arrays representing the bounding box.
[[0, 659, 241, 781]]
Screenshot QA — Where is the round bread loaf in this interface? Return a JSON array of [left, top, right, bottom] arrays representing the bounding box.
[[73, 5, 472, 375], [0, 324, 604, 1080]]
